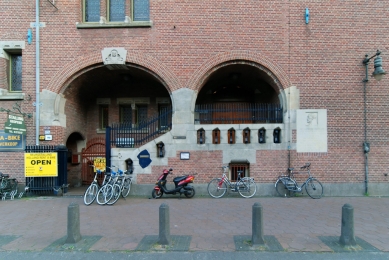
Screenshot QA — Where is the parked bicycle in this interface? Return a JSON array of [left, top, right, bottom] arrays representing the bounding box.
[[83, 165, 105, 205], [106, 167, 132, 205], [0, 172, 19, 200], [207, 165, 257, 198], [96, 165, 131, 205], [96, 167, 118, 205], [275, 162, 323, 199]]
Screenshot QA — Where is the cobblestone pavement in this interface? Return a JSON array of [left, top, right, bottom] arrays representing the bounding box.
[[0, 192, 388, 254]]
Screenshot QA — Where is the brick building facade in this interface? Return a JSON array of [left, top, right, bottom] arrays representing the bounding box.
[[0, 0, 388, 196]]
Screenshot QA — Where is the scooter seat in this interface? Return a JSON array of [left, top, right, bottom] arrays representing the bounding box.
[[173, 176, 187, 183]]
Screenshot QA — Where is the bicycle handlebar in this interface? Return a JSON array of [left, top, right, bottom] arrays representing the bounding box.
[[300, 163, 311, 169]]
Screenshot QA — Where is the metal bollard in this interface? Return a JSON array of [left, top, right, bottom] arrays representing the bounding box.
[[252, 202, 265, 245], [65, 202, 82, 244], [158, 203, 170, 245], [339, 203, 356, 246]]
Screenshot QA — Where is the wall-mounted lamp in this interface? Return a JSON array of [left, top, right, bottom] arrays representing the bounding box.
[[363, 50, 386, 82], [198, 129, 204, 144], [259, 129, 266, 143], [362, 50, 386, 195], [157, 142, 165, 158], [243, 128, 250, 144], [273, 129, 281, 143], [213, 129, 219, 144]]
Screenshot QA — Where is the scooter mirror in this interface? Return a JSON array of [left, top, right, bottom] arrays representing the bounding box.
[[169, 168, 173, 171]]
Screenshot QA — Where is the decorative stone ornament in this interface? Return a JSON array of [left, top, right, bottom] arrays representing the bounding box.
[[101, 47, 127, 70]]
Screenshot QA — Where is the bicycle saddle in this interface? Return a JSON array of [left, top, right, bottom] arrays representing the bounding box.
[[0, 173, 9, 178]]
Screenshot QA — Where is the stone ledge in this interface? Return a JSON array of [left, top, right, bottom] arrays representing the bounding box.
[[76, 21, 152, 29]]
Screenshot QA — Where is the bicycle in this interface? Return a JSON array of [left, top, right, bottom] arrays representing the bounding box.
[[0, 172, 19, 200], [106, 166, 132, 205], [275, 162, 323, 199], [96, 169, 116, 205], [207, 165, 257, 198], [83, 165, 104, 205]]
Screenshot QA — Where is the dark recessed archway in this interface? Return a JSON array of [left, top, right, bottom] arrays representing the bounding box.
[[197, 63, 279, 104]]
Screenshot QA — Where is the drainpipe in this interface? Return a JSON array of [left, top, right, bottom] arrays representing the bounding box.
[[35, 0, 40, 145], [363, 77, 369, 195]]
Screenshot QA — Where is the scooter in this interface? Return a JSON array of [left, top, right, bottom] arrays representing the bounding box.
[[152, 168, 196, 199]]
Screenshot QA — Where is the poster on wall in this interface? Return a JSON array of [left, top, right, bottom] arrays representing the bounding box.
[[24, 153, 58, 177], [93, 157, 106, 172]]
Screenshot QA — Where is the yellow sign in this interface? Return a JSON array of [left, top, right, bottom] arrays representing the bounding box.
[[93, 157, 106, 172], [24, 153, 58, 177]]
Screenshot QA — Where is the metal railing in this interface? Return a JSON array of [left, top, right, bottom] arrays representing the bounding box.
[[194, 103, 283, 124], [25, 145, 68, 195], [110, 109, 172, 148]]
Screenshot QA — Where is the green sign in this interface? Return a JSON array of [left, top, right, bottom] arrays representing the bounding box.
[[4, 114, 26, 135]]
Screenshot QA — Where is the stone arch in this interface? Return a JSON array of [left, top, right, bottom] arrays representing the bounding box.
[[46, 51, 181, 95], [187, 50, 290, 93]]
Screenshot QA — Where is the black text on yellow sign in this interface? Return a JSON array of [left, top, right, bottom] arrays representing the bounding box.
[[93, 157, 106, 172], [24, 153, 58, 177]]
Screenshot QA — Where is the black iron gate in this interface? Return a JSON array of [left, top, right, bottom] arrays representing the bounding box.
[[25, 145, 68, 195]]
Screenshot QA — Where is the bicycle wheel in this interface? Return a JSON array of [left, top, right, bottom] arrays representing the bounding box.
[[237, 177, 257, 198], [275, 178, 294, 198], [305, 178, 323, 199], [83, 184, 98, 205], [107, 184, 121, 205], [207, 178, 227, 198], [121, 178, 132, 198], [96, 185, 113, 205]]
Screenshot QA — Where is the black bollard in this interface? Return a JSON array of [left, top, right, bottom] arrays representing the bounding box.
[[339, 203, 357, 247], [252, 202, 265, 245], [65, 202, 82, 244], [158, 203, 170, 245]]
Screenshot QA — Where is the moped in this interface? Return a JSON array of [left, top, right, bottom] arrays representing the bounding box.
[[152, 168, 196, 199]]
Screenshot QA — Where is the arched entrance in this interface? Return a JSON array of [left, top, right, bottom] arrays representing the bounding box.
[[81, 137, 106, 185], [65, 132, 85, 187], [195, 62, 283, 124]]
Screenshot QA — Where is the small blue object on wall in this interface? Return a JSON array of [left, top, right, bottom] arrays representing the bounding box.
[[27, 29, 32, 44], [137, 149, 152, 168], [305, 8, 309, 24]]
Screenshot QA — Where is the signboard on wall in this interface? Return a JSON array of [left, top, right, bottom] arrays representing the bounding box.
[[137, 149, 152, 168], [24, 153, 58, 177], [4, 113, 26, 135], [93, 157, 106, 172], [296, 109, 328, 153], [0, 130, 26, 152]]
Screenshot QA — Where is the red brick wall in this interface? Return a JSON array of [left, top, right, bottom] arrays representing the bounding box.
[[0, 1, 388, 186]]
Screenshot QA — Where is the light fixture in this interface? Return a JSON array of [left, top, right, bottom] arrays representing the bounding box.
[[362, 50, 385, 195], [157, 142, 165, 158], [363, 50, 386, 82]]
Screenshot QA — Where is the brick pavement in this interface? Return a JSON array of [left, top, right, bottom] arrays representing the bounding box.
[[0, 193, 388, 253]]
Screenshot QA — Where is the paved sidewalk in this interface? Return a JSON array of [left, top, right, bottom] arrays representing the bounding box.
[[0, 193, 388, 254]]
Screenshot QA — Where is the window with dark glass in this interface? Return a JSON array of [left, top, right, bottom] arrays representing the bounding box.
[[83, 0, 150, 23], [99, 105, 109, 129], [133, 0, 150, 21], [120, 106, 133, 124], [136, 105, 148, 124], [84, 0, 100, 22], [109, 0, 125, 22], [8, 54, 22, 92]]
